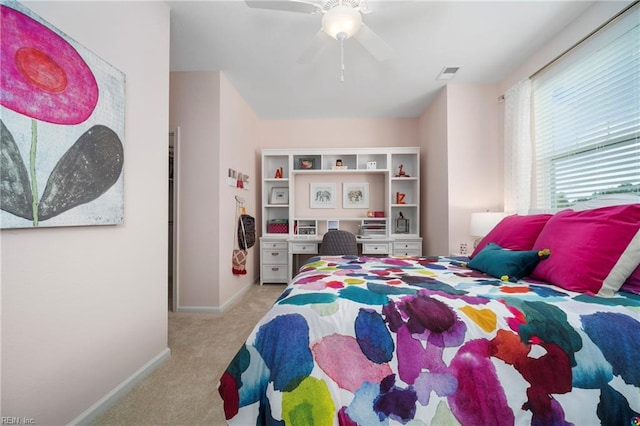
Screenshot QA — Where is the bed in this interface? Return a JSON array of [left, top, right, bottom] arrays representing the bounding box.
[[218, 197, 640, 425]]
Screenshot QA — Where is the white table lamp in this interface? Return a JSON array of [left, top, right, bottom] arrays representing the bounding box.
[[470, 212, 506, 247]]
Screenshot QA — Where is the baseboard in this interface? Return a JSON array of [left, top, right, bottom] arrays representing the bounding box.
[[70, 347, 171, 425], [178, 278, 257, 313]]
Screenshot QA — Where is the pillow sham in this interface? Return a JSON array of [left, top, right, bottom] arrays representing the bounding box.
[[620, 264, 640, 295], [467, 243, 550, 282], [530, 204, 640, 297], [470, 213, 553, 258]]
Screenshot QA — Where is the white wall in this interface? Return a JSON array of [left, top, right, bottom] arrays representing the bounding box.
[[499, 1, 632, 94], [1, 1, 170, 424]]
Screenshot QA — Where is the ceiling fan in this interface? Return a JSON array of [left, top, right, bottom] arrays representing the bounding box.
[[245, 0, 392, 76]]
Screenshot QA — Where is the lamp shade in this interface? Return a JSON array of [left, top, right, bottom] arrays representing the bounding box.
[[470, 212, 506, 237], [322, 5, 362, 40]]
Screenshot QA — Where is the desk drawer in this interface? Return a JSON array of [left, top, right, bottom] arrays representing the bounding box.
[[362, 243, 390, 255], [261, 265, 288, 282], [393, 241, 421, 251], [393, 249, 421, 257], [262, 249, 287, 265], [290, 243, 318, 254], [262, 241, 287, 250]]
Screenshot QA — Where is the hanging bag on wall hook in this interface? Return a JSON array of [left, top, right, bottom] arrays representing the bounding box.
[[232, 195, 248, 275]]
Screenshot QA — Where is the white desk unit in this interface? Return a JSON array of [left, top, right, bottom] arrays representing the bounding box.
[[260, 147, 422, 285]]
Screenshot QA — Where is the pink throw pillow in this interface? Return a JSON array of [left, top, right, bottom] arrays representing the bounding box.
[[470, 214, 552, 258], [530, 204, 640, 297], [621, 264, 640, 295]]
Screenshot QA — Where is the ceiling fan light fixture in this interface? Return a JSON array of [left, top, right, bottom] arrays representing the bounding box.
[[322, 5, 362, 40]]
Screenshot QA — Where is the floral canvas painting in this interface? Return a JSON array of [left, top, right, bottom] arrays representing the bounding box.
[[0, 0, 125, 229]]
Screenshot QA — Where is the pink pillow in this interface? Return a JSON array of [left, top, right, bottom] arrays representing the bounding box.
[[470, 214, 552, 258], [531, 204, 640, 297], [621, 264, 640, 295]]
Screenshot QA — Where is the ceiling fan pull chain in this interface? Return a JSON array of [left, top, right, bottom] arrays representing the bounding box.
[[340, 37, 345, 83]]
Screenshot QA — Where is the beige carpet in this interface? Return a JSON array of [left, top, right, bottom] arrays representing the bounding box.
[[93, 283, 287, 426]]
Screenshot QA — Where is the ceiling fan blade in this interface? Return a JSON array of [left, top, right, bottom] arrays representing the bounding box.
[[353, 23, 392, 62], [245, 0, 322, 14], [297, 30, 330, 64]]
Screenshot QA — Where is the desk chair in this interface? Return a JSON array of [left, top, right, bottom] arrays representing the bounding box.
[[319, 230, 358, 256]]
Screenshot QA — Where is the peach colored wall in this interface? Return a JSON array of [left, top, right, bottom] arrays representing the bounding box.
[[419, 88, 449, 255], [418, 85, 500, 255], [169, 72, 221, 309], [1, 2, 170, 423], [169, 72, 260, 310], [257, 118, 419, 150], [446, 85, 501, 254], [295, 173, 386, 219], [219, 73, 260, 306]]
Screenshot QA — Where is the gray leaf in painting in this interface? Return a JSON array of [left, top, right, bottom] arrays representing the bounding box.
[[0, 119, 33, 220], [38, 124, 123, 221]]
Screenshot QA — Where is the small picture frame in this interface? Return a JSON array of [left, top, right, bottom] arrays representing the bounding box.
[[366, 161, 377, 170], [299, 158, 315, 169], [343, 183, 369, 209], [327, 219, 339, 231], [310, 183, 336, 208], [270, 187, 289, 204]]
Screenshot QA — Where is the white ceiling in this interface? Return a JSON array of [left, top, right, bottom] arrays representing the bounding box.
[[167, 0, 597, 119]]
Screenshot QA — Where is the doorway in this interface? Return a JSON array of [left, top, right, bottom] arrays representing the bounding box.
[[168, 129, 179, 312]]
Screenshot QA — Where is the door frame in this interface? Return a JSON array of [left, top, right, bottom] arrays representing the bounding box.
[[169, 127, 180, 312]]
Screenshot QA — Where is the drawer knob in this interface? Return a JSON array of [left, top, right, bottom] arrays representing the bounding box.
[[271, 267, 279, 271], [271, 252, 279, 256]]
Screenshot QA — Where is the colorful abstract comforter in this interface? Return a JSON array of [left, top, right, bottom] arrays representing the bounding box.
[[218, 255, 640, 425]]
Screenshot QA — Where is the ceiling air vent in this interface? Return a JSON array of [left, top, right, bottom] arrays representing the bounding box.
[[436, 67, 460, 80]]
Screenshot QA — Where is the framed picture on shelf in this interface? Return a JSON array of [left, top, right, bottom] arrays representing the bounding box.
[[343, 183, 369, 208], [270, 187, 288, 204], [310, 183, 336, 208], [299, 158, 315, 169]]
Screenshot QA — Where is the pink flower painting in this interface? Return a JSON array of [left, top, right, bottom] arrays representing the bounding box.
[[0, 2, 125, 228]]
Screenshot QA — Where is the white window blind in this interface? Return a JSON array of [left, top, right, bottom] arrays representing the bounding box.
[[532, 4, 639, 209]]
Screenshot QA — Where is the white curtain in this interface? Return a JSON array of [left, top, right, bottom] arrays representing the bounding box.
[[503, 79, 532, 214]]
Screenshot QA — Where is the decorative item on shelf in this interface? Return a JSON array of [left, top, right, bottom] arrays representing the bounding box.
[[274, 167, 283, 179], [366, 161, 377, 170], [300, 158, 314, 169], [374, 211, 384, 217], [270, 187, 288, 204], [236, 172, 244, 188], [470, 211, 507, 247], [367, 211, 375, 217], [396, 164, 410, 177], [267, 219, 289, 234], [396, 192, 406, 204], [396, 211, 409, 233], [332, 158, 348, 170]]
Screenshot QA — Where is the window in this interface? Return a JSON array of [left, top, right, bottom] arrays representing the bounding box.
[[531, 4, 639, 209]]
